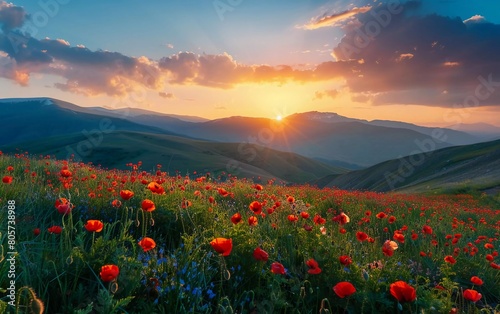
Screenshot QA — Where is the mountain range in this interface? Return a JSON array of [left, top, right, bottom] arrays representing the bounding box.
[[1, 97, 499, 189]]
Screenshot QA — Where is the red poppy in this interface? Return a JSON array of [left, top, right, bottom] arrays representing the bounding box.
[[388, 216, 396, 223], [60, 169, 72, 177], [356, 231, 368, 242], [231, 213, 242, 224], [6, 166, 14, 172], [390, 281, 416, 302], [248, 216, 258, 226], [120, 189, 134, 200], [313, 214, 326, 225], [463, 289, 482, 302], [486, 254, 494, 262], [422, 225, 433, 235], [485, 243, 494, 249], [339, 255, 352, 266], [376, 212, 387, 219], [306, 258, 322, 274], [147, 182, 165, 194], [382, 240, 398, 256], [271, 262, 286, 275], [218, 188, 229, 197], [47, 226, 62, 234], [138, 237, 156, 252], [393, 232, 405, 243], [287, 196, 295, 203], [2, 176, 13, 184], [444, 255, 456, 264], [84, 220, 104, 232], [300, 211, 310, 219], [249, 201, 263, 214], [253, 247, 269, 262], [333, 213, 350, 225], [253, 184, 263, 191], [210, 238, 232, 256], [287, 214, 298, 222], [100, 264, 120, 282], [470, 276, 483, 286], [33, 228, 40, 236], [141, 199, 156, 212], [111, 199, 122, 208], [333, 282, 356, 298]]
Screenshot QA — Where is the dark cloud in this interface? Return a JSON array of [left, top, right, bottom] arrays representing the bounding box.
[[0, 1, 27, 32], [331, 6, 500, 107]]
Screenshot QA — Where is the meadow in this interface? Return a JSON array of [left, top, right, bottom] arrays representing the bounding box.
[[0, 152, 499, 313]]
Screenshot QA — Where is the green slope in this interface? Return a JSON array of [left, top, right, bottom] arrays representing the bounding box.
[[1, 131, 347, 183], [313, 139, 500, 193]]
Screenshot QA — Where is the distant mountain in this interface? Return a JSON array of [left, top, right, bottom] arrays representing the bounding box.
[[0, 98, 174, 146], [312, 139, 500, 193], [446, 123, 500, 140], [1, 131, 346, 183]]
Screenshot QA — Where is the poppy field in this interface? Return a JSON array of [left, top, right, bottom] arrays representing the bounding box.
[[0, 152, 499, 313]]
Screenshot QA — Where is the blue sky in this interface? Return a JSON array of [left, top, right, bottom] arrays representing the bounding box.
[[1, 0, 500, 126]]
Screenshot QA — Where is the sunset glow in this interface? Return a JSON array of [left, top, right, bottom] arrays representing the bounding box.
[[0, 1, 499, 126]]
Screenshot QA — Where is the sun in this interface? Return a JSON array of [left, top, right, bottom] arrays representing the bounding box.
[[276, 115, 282, 121]]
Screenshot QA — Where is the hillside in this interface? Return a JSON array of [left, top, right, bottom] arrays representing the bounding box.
[[313, 139, 500, 193], [1, 131, 346, 183]]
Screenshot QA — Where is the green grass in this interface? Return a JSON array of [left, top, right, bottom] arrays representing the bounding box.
[[0, 153, 499, 313]]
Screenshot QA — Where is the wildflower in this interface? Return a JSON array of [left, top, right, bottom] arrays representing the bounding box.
[[147, 182, 165, 194], [111, 199, 122, 208], [305, 258, 322, 275], [444, 255, 456, 264], [339, 255, 352, 266], [287, 214, 298, 222], [138, 237, 157, 252], [313, 214, 326, 225], [100, 264, 120, 282], [287, 196, 295, 203], [248, 216, 258, 226], [249, 201, 262, 214], [422, 225, 433, 235], [333, 213, 350, 225], [271, 262, 286, 275], [382, 240, 398, 257], [300, 211, 310, 219], [60, 169, 72, 177], [210, 238, 232, 256], [388, 216, 396, 223], [333, 282, 356, 298], [463, 289, 482, 302], [2, 176, 13, 184], [33, 228, 40, 236], [356, 231, 368, 242], [218, 188, 229, 197], [141, 199, 156, 212], [470, 276, 483, 286], [231, 213, 242, 224], [390, 281, 416, 302], [484, 243, 494, 249], [84, 220, 104, 233], [253, 184, 263, 191], [376, 212, 387, 219], [47, 226, 62, 234], [393, 232, 405, 243], [253, 247, 269, 262], [120, 189, 134, 200]]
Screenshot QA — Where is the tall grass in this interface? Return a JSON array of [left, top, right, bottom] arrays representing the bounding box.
[[0, 152, 499, 313]]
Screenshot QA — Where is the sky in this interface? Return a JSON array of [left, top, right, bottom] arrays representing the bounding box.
[[1, 0, 500, 127]]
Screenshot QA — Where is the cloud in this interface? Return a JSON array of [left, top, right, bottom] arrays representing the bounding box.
[[0, 1, 27, 32], [463, 15, 486, 25], [300, 6, 372, 30], [314, 89, 339, 100], [159, 91, 174, 99]]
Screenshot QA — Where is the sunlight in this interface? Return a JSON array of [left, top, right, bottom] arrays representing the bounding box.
[[276, 115, 282, 121]]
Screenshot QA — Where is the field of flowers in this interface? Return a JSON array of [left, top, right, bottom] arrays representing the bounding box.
[[0, 151, 499, 313]]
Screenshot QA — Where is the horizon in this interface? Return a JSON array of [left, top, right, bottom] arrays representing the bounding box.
[[1, 1, 500, 127]]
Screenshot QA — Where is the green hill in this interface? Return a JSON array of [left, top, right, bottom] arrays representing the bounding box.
[[1, 131, 347, 183], [313, 139, 500, 194]]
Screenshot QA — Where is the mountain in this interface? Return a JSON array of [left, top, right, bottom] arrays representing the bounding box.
[[0, 98, 175, 146], [312, 139, 500, 193], [446, 123, 500, 140], [1, 131, 346, 183]]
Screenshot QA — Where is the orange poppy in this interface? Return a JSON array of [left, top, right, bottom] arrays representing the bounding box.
[[231, 213, 242, 224], [141, 199, 156, 212], [147, 182, 165, 194], [120, 189, 134, 200], [249, 201, 262, 214], [248, 216, 258, 226], [100, 264, 120, 282], [210, 238, 232, 256], [138, 237, 156, 252], [390, 281, 416, 302], [84, 220, 104, 233], [333, 282, 356, 298]]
